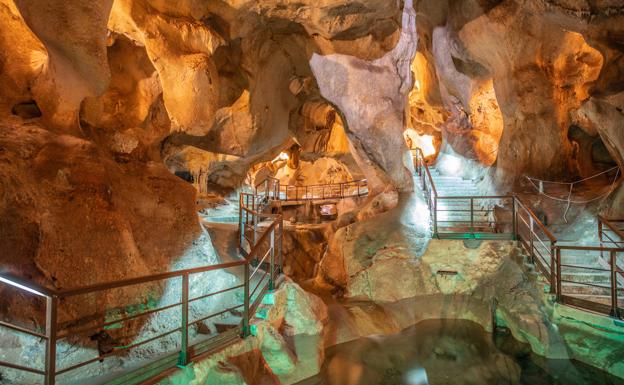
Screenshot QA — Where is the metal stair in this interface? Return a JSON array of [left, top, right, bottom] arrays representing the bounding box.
[[428, 167, 496, 235]]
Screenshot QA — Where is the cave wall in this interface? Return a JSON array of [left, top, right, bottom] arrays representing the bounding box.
[[412, 0, 624, 211], [0, 0, 411, 327], [1, 0, 624, 324]]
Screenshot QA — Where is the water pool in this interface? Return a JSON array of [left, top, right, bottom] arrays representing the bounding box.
[[298, 319, 624, 385]]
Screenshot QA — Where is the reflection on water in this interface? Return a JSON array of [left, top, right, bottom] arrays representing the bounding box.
[[299, 319, 624, 385]]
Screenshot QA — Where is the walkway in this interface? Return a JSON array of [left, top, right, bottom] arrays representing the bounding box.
[[255, 177, 368, 202], [412, 148, 624, 318]]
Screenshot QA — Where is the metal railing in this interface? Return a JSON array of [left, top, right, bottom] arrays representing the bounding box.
[[0, 201, 282, 385], [255, 177, 280, 201], [514, 196, 557, 286], [555, 245, 623, 317], [436, 196, 515, 237], [412, 147, 623, 319], [599, 216, 624, 249], [413, 148, 514, 239], [254, 177, 368, 202], [413, 148, 438, 232], [239, 192, 283, 272]]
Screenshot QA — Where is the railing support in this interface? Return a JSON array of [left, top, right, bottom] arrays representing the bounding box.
[[433, 196, 438, 238], [550, 241, 556, 294], [178, 273, 189, 367], [242, 263, 250, 338], [44, 295, 58, 385], [239, 193, 245, 249], [611, 250, 620, 318], [269, 227, 275, 291], [278, 219, 283, 273], [556, 247, 562, 303], [529, 216, 535, 264], [253, 217, 258, 252], [511, 197, 517, 240], [470, 198, 474, 235]]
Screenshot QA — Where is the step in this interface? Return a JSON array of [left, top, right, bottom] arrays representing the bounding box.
[[560, 271, 611, 284], [561, 282, 613, 295], [562, 293, 623, 307], [213, 315, 243, 333]]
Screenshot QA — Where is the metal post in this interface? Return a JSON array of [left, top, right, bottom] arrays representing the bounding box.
[[253, 215, 257, 247], [529, 216, 535, 263], [599, 219, 604, 259], [242, 263, 250, 337], [550, 241, 556, 294], [470, 198, 474, 235], [239, 193, 244, 249], [178, 273, 189, 367], [433, 196, 438, 238], [511, 197, 517, 240], [269, 227, 275, 290], [44, 296, 58, 385], [610, 250, 619, 318], [278, 219, 283, 273], [556, 248, 562, 302]]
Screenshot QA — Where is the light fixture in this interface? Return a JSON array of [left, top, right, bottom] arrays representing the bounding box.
[[0, 276, 47, 297]]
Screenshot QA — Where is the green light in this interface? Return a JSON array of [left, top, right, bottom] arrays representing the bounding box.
[[262, 292, 275, 305]]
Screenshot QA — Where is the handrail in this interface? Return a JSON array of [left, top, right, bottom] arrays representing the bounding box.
[[0, 194, 283, 385], [255, 176, 279, 189], [556, 245, 624, 252], [514, 196, 557, 243], [281, 179, 367, 190], [412, 146, 622, 319], [253, 176, 368, 202], [413, 148, 438, 197], [0, 272, 57, 297], [599, 215, 624, 242]]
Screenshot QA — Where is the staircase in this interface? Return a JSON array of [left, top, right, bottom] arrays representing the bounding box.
[[428, 167, 500, 236], [556, 241, 624, 309], [413, 149, 623, 317]]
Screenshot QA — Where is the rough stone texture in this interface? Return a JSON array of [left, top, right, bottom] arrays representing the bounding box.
[[572, 91, 624, 216], [0, 120, 200, 327], [1, 0, 624, 382], [0, 0, 407, 329], [319, 236, 624, 378], [310, 0, 417, 196], [159, 280, 328, 385], [13, 0, 114, 132], [412, 0, 623, 211]]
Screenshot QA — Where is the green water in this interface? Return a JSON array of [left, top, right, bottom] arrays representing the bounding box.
[[299, 319, 624, 385]]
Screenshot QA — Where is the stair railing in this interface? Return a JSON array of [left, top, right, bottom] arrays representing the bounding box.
[[412, 147, 623, 319], [412, 148, 439, 235], [513, 196, 558, 292]]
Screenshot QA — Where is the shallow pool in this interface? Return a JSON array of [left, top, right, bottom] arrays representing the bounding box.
[[298, 319, 624, 385]]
